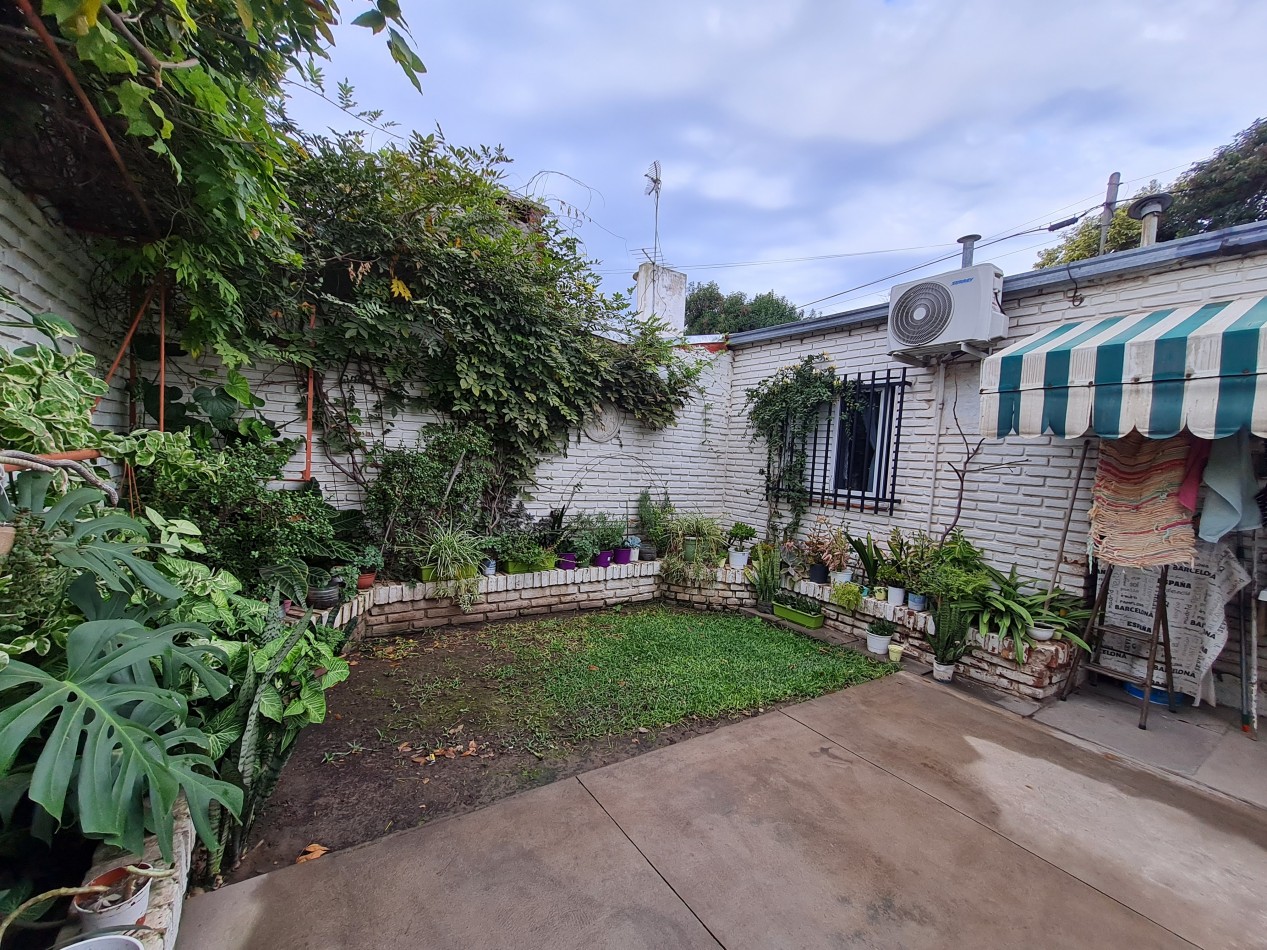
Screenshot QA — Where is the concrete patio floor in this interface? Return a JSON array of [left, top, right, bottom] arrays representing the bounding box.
[[178, 673, 1267, 949]]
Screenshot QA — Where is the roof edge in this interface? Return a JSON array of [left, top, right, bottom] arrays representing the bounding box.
[[728, 219, 1267, 347]]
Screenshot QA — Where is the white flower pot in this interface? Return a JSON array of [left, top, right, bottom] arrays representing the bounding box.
[[932, 661, 956, 682], [866, 632, 892, 656], [830, 570, 854, 585], [74, 865, 153, 933], [886, 586, 906, 607], [728, 549, 750, 570], [887, 643, 905, 662], [1030, 623, 1056, 641], [61, 937, 145, 950], [628, 546, 641, 562]]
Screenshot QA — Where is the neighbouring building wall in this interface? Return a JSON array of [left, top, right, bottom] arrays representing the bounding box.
[[0, 174, 127, 431]]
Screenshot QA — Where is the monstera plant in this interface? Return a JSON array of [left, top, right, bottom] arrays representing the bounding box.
[[0, 472, 241, 858]]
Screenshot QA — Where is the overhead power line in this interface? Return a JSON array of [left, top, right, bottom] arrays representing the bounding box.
[[592, 242, 958, 276]]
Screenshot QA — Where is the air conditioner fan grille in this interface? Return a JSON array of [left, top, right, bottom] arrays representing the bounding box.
[[891, 282, 954, 346]]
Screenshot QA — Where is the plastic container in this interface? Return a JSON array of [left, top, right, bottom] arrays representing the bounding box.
[[74, 864, 152, 933], [1123, 683, 1192, 707], [61, 937, 146, 950]]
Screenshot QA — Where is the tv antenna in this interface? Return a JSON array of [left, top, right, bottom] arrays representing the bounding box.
[[644, 160, 662, 262]]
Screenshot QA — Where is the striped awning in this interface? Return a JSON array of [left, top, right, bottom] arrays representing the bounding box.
[[980, 296, 1267, 439]]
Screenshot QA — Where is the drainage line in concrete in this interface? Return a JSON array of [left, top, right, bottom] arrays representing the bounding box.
[[575, 778, 727, 949]]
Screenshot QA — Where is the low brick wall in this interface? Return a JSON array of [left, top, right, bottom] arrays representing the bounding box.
[[362, 561, 662, 636], [662, 567, 756, 610], [793, 581, 1074, 700]]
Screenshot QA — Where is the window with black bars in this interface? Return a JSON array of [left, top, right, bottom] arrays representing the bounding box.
[[804, 367, 908, 514]]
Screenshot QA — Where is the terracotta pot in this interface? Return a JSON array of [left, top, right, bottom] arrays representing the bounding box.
[[356, 571, 376, 590]]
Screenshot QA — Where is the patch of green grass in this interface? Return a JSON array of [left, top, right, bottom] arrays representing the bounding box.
[[478, 607, 894, 740]]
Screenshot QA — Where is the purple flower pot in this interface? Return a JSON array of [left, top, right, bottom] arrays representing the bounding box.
[[614, 547, 633, 565], [592, 551, 613, 568], [557, 553, 577, 571]]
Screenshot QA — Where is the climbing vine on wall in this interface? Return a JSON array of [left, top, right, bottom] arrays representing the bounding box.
[[222, 130, 704, 495], [744, 353, 861, 540]]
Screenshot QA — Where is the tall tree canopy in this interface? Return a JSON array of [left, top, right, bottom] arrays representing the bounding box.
[[1036, 118, 1267, 268], [685, 281, 807, 334]]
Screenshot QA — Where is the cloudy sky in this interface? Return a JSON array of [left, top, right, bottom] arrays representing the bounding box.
[[288, 0, 1267, 316]]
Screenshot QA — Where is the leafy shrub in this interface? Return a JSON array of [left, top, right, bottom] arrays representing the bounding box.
[[365, 423, 496, 574], [773, 590, 823, 615]]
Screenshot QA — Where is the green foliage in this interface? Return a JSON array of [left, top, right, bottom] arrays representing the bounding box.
[[1168, 117, 1267, 236], [418, 524, 487, 579], [364, 424, 497, 574], [847, 532, 887, 587], [929, 605, 973, 666], [0, 300, 108, 454], [685, 281, 809, 335], [829, 581, 863, 612], [0, 619, 242, 860], [745, 354, 862, 538], [636, 489, 675, 551], [772, 590, 823, 615], [31, 0, 424, 364], [867, 618, 897, 639], [491, 531, 550, 567], [727, 522, 757, 549], [745, 543, 783, 604]]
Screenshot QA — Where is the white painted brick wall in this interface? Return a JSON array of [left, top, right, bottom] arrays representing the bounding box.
[[0, 174, 127, 431]]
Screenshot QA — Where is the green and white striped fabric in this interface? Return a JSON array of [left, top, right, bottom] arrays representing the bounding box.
[[980, 295, 1267, 439]]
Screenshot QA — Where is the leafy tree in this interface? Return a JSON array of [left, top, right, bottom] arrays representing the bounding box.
[[1037, 117, 1267, 267], [1167, 117, 1267, 236], [685, 281, 804, 334], [224, 130, 701, 493], [20, 0, 425, 364]]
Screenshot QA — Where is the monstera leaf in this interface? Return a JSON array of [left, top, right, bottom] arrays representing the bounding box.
[[0, 619, 241, 859]]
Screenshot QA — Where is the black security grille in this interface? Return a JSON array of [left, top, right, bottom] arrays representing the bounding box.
[[804, 367, 907, 515]]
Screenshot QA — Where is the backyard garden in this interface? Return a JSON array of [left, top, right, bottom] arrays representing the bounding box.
[[0, 4, 1099, 945]]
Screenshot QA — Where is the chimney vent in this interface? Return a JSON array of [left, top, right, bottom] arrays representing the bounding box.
[[1127, 193, 1174, 248]]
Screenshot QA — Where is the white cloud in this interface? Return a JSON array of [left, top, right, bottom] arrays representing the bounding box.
[[288, 0, 1267, 310]]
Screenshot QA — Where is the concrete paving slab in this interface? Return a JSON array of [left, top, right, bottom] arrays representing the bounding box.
[[1034, 688, 1230, 775], [580, 708, 1189, 949], [178, 779, 720, 950], [1195, 728, 1267, 810], [785, 674, 1267, 950]]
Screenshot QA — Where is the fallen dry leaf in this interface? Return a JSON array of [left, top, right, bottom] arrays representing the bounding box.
[[296, 844, 329, 864], [588, 664, 599, 671], [410, 754, 434, 765], [397, 742, 413, 753], [446, 724, 465, 735], [460, 740, 478, 757], [422, 777, 431, 785]]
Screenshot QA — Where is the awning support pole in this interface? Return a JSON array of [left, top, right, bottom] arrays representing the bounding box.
[[1048, 438, 1093, 597]]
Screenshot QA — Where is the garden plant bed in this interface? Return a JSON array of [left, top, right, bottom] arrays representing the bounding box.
[[230, 605, 894, 881]]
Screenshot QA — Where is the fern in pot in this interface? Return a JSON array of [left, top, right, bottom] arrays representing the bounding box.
[[419, 524, 487, 582]]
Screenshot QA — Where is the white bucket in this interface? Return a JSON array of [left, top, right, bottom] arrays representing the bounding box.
[[866, 633, 892, 656]]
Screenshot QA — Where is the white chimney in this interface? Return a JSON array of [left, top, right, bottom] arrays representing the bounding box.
[[634, 262, 687, 335]]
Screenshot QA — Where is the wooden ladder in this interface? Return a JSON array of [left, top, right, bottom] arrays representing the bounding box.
[[1059, 563, 1177, 730]]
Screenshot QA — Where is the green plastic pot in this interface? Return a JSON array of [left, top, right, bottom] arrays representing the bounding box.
[[420, 564, 478, 582], [772, 602, 825, 629], [506, 560, 535, 575]]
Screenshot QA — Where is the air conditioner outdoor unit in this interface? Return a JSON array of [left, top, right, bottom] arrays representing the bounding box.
[[887, 263, 1006, 363]]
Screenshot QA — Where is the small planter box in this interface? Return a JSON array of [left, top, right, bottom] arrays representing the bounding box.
[[505, 561, 535, 575], [773, 602, 825, 629]]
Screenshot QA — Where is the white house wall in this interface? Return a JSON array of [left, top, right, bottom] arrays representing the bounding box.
[[0, 175, 127, 431]]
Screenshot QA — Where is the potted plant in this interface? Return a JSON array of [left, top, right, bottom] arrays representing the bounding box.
[[727, 522, 757, 569], [804, 517, 831, 584], [772, 590, 825, 629], [73, 864, 160, 933], [908, 568, 931, 612], [829, 581, 862, 612], [671, 514, 724, 563], [420, 524, 487, 581], [877, 563, 907, 607], [481, 553, 498, 576], [588, 513, 627, 567], [929, 604, 973, 682], [745, 542, 781, 613], [636, 488, 674, 560], [494, 531, 549, 574], [866, 618, 897, 656], [847, 531, 886, 594], [354, 544, 383, 590], [616, 534, 640, 565], [566, 519, 600, 569], [823, 527, 854, 584], [305, 566, 342, 610]]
